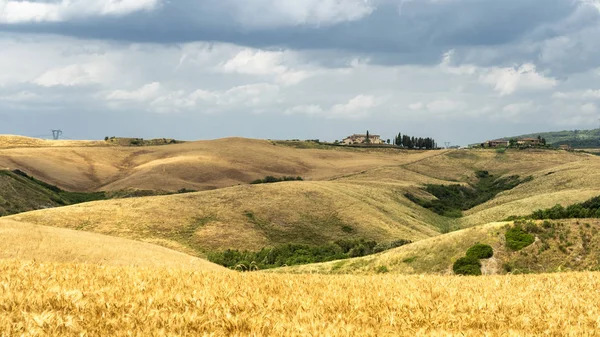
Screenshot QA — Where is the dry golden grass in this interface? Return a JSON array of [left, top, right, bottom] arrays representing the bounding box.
[[275, 222, 509, 275], [0, 136, 439, 192], [8, 146, 600, 256], [0, 219, 224, 271], [0, 135, 109, 148], [276, 218, 600, 275], [8, 180, 442, 253], [0, 259, 598, 336]]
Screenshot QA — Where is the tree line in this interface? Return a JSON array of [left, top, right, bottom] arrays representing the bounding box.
[[393, 133, 437, 150]]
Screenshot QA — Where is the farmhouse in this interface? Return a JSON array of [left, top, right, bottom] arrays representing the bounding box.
[[484, 139, 509, 148], [559, 144, 573, 151], [342, 134, 384, 145], [517, 138, 541, 146]]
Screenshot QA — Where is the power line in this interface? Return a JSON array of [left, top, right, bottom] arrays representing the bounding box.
[[51, 130, 63, 140]]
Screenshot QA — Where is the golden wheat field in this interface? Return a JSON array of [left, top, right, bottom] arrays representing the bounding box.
[[0, 259, 598, 336], [0, 219, 224, 271]]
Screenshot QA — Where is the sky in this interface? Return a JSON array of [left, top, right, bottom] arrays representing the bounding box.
[[1, 0, 600, 145]]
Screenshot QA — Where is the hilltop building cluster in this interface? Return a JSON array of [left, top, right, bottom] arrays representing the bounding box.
[[478, 137, 547, 148], [342, 133, 384, 145]]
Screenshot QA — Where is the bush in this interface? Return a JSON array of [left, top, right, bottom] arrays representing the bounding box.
[[208, 238, 406, 271], [466, 244, 494, 259], [453, 256, 482, 276], [250, 176, 304, 185], [505, 225, 535, 251], [405, 171, 529, 218]]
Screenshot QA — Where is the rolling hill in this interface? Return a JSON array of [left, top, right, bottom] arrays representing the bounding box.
[[0, 169, 108, 216], [274, 218, 600, 275], [0, 136, 434, 192], [0, 219, 224, 271], [6, 145, 600, 265], [505, 128, 600, 148]]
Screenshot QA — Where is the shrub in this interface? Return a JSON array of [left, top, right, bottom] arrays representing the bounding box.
[[341, 225, 354, 233], [250, 176, 304, 185], [466, 244, 494, 259], [505, 225, 535, 251], [376, 265, 389, 274], [405, 171, 529, 218], [453, 256, 482, 276], [209, 238, 405, 270]]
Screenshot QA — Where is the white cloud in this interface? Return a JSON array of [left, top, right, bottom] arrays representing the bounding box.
[[425, 100, 466, 114], [553, 89, 600, 100], [580, 0, 600, 12], [284, 105, 324, 115], [440, 50, 477, 75], [502, 101, 535, 115], [0, 0, 159, 24], [226, 0, 375, 28], [408, 102, 423, 110], [285, 95, 381, 119], [0, 91, 41, 102], [328, 95, 381, 119], [221, 49, 313, 86], [106, 82, 161, 102], [479, 64, 558, 96], [581, 103, 598, 114], [34, 63, 112, 87], [583, 89, 600, 99], [149, 83, 281, 113], [438, 52, 557, 97]]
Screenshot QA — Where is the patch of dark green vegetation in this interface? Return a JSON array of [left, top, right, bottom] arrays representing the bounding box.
[[453, 243, 493, 276], [506, 195, 600, 221], [466, 243, 494, 259], [250, 176, 304, 184], [104, 136, 182, 146], [0, 170, 107, 216], [402, 256, 417, 263], [405, 170, 532, 218], [341, 225, 354, 233], [502, 219, 600, 274], [505, 224, 535, 251], [208, 238, 412, 271], [452, 256, 482, 276], [0, 169, 197, 216]]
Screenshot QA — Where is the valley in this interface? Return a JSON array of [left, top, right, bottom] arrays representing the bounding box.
[[2, 136, 600, 335]]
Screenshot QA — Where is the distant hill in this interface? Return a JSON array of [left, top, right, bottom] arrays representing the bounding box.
[[508, 129, 600, 148]]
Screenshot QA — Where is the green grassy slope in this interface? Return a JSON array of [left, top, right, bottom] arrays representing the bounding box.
[[0, 170, 107, 216], [507, 129, 600, 148], [273, 219, 600, 275]]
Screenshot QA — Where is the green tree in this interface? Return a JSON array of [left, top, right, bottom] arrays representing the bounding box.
[[365, 130, 371, 144], [509, 138, 517, 148]]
